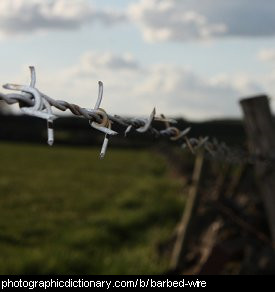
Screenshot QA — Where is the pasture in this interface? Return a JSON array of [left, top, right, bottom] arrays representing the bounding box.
[[0, 143, 184, 274]]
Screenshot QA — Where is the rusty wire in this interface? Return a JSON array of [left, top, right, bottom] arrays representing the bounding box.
[[0, 66, 195, 158], [0, 68, 173, 133], [0, 66, 270, 163]]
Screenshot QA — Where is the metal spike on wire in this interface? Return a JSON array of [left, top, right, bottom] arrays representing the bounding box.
[[3, 66, 57, 146], [0, 66, 195, 159], [160, 113, 193, 152], [0, 66, 265, 163], [89, 81, 117, 158]]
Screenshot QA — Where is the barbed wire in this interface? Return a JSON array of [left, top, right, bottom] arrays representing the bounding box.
[[0, 66, 270, 163]]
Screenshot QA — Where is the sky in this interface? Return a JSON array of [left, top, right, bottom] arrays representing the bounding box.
[[1, 0, 275, 120]]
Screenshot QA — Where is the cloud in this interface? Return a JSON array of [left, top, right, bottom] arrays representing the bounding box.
[[14, 51, 262, 120], [3, 0, 274, 43], [258, 49, 275, 62], [0, 0, 125, 37], [133, 66, 263, 118], [129, 0, 275, 42], [68, 51, 140, 78], [256, 49, 275, 98]]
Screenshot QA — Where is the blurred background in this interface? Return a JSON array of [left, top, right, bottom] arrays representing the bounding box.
[[0, 0, 275, 275]]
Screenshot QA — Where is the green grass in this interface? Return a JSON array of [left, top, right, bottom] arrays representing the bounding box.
[[0, 142, 185, 275]]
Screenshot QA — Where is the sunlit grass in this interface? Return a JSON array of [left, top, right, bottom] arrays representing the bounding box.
[[0, 142, 185, 274]]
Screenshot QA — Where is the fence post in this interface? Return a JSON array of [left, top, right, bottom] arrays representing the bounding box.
[[240, 95, 275, 243], [169, 150, 204, 272]]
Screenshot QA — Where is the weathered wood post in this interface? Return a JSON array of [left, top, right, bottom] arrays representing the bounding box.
[[240, 95, 275, 244], [170, 150, 204, 272]]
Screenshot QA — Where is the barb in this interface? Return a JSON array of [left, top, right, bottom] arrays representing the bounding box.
[[89, 81, 117, 158], [3, 67, 57, 146], [0, 66, 273, 163], [0, 66, 192, 158]]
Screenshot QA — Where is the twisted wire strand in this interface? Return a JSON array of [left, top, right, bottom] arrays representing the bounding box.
[[0, 76, 188, 140], [0, 67, 271, 163], [0, 89, 179, 136]]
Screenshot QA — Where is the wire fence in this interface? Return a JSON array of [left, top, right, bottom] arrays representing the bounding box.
[[0, 66, 271, 163]]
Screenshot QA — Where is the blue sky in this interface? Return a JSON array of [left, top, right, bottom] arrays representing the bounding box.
[[1, 0, 275, 120]]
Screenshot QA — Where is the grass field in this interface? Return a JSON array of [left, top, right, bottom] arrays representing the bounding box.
[[0, 143, 185, 275]]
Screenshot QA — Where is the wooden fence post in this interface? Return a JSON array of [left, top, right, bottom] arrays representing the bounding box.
[[169, 150, 204, 272], [240, 95, 275, 243]]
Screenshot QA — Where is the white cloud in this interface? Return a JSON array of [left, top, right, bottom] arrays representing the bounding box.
[[68, 51, 140, 77], [258, 49, 275, 62], [129, 0, 275, 42], [133, 66, 263, 118], [2, 0, 275, 43], [0, 0, 125, 38], [7, 51, 263, 120]]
